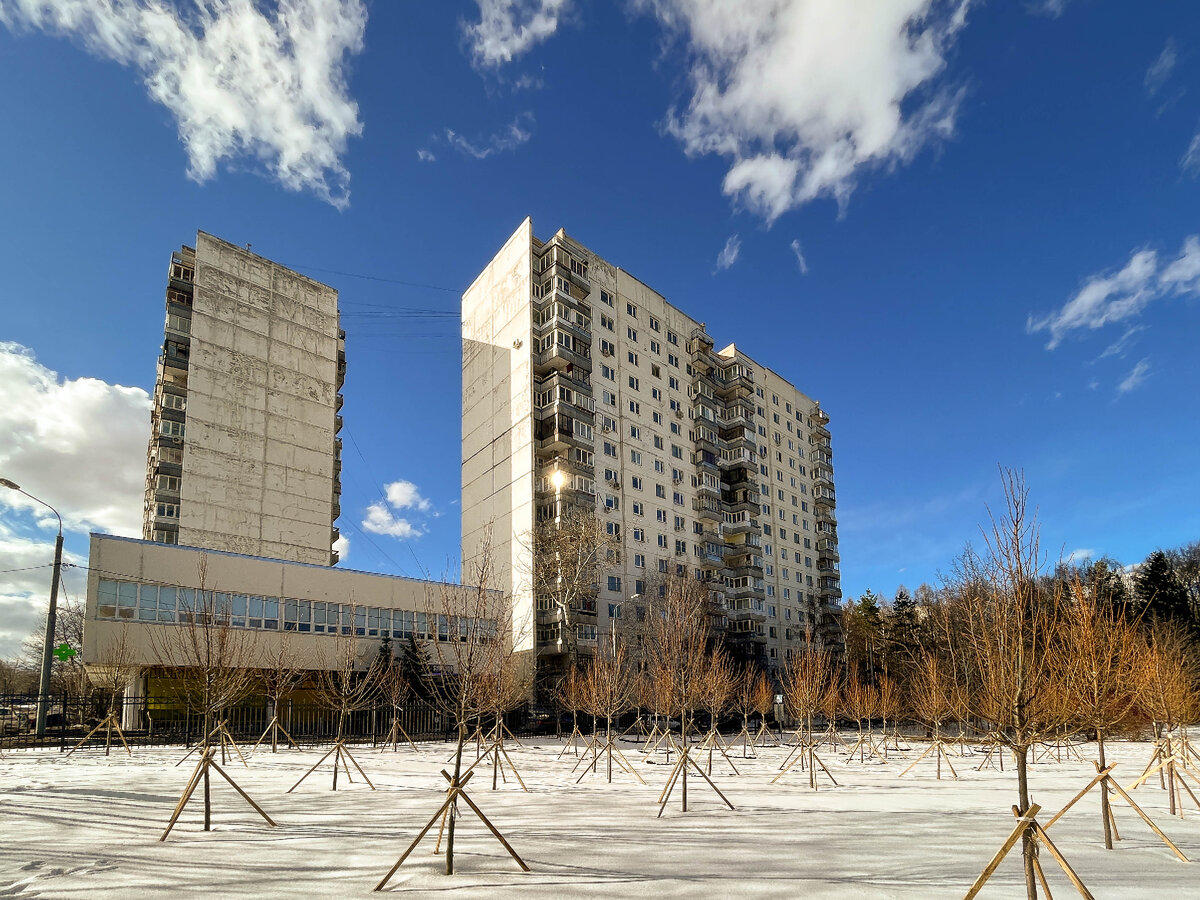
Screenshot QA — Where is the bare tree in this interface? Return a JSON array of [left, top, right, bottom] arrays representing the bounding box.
[[376, 538, 530, 886], [289, 624, 384, 792], [649, 576, 734, 816], [961, 472, 1075, 900], [1058, 576, 1144, 846], [733, 667, 774, 756], [774, 636, 837, 789], [901, 651, 959, 780], [69, 624, 136, 756], [528, 507, 617, 682], [696, 649, 740, 775], [575, 643, 643, 784], [380, 664, 419, 753], [154, 555, 272, 840], [1130, 622, 1200, 816], [253, 631, 305, 753]]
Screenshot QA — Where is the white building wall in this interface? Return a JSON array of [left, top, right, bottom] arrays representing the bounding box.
[[179, 233, 340, 565], [461, 218, 535, 653]]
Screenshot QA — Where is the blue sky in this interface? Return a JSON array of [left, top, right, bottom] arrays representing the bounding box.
[[1, 0, 1199, 658]]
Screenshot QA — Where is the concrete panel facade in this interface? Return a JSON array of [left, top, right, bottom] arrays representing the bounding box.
[[461, 218, 535, 653]]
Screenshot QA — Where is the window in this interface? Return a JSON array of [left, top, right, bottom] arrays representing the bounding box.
[[630, 449, 642, 464], [601, 364, 615, 380], [607, 575, 622, 592], [156, 474, 181, 492], [630, 424, 641, 439], [652, 411, 663, 425], [654, 460, 666, 474], [628, 351, 639, 366], [159, 419, 185, 437], [658, 534, 669, 548], [633, 527, 646, 542], [656, 484, 666, 498], [654, 436, 665, 450], [604, 441, 617, 457], [669, 375, 680, 390], [673, 491, 684, 506], [600, 338, 615, 356], [668, 353, 678, 367], [602, 390, 616, 407], [649, 315, 660, 332], [161, 392, 186, 410], [601, 314, 614, 331], [651, 387, 663, 401], [671, 444, 684, 459], [627, 326, 638, 341], [667, 330, 678, 345], [670, 422, 681, 435], [631, 476, 643, 491], [601, 290, 614, 306], [633, 553, 645, 568], [155, 502, 180, 519], [626, 302, 637, 318], [605, 522, 621, 537]]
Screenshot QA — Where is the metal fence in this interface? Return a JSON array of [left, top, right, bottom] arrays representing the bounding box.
[[0, 691, 461, 753]]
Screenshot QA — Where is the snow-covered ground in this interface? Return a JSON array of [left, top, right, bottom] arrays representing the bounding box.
[[1, 732, 1197, 898]]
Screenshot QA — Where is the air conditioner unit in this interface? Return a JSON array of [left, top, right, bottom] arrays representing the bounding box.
[[675, 408, 684, 418], [602, 424, 612, 433], [601, 347, 612, 357], [673, 476, 683, 485]]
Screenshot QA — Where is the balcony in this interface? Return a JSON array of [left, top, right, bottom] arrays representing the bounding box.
[[721, 513, 755, 535], [693, 498, 722, 522], [713, 369, 754, 398], [335, 414, 343, 434], [534, 338, 591, 375], [813, 487, 836, 508]]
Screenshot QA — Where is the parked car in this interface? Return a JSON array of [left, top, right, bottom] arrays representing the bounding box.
[[25, 706, 65, 729], [0, 707, 26, 734], [526, 711, 575, 735]]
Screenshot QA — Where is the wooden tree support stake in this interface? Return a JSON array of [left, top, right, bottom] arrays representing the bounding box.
[[67, 712, 131, 758], [160, 747, 276, 841], [287, 739, 375, 792], [965, 803, 1097, 900], [657, 747, 735, 817], [374, 769, 528, 891]]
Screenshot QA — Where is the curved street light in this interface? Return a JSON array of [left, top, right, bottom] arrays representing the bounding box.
[[0, 478, 65, 738]]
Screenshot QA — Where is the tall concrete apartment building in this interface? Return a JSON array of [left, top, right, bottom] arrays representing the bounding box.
[[462, 219, 842, 678], [142, 231, 345, 566]]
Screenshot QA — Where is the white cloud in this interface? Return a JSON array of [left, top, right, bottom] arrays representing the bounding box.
[[640, 0, 971, 223], [0, 0, 367, 209], [0, 342, 150, 536], [790, 239, 809, 274], [384, 480, 431, 512], [1031, 0, 1070, 17], [1182, 132, 1200, 176], [1028, 235, 1200, 349], [1095, 324, 1146, 361], [1064, 547, 1096, 565], [445, 113, 534, 159], [332, 533, 350, 560], [715, 234, 741, 271], [1144, 38, 1178, 96], [1117, 357, 1151, 395], [361, 502, 423, 539], [360, 478, 432, 540], [0, 526, 87, 661], [417, 149, 436, 163], [464, 0, 569, 68]]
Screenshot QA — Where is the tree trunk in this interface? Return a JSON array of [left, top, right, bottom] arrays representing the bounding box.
[[1016, 746, 1037, 900], [1098, 732, 1113, 850], [447, 721, 466, 875]]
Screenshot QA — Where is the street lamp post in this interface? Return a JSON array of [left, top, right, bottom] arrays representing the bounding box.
[[0, 478, 64, 738]]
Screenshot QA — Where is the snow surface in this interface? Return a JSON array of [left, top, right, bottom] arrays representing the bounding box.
[[1, 733, 1197, 898]]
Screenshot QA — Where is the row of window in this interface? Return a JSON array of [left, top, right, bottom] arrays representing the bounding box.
[[95, 579, 497, 641]]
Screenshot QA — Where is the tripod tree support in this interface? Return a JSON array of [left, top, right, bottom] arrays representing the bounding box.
[[160, 747, 276, 841], [374, 769, 528, 891], [1042, 763, 1189, 862], [965, 803, 1096, 900]]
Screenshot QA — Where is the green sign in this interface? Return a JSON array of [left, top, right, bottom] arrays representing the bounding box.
[[53, 643, 76, 661]]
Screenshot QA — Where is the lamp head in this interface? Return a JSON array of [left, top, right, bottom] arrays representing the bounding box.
[[550, 469, 566, 490], [0, 478, 20, 491]]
